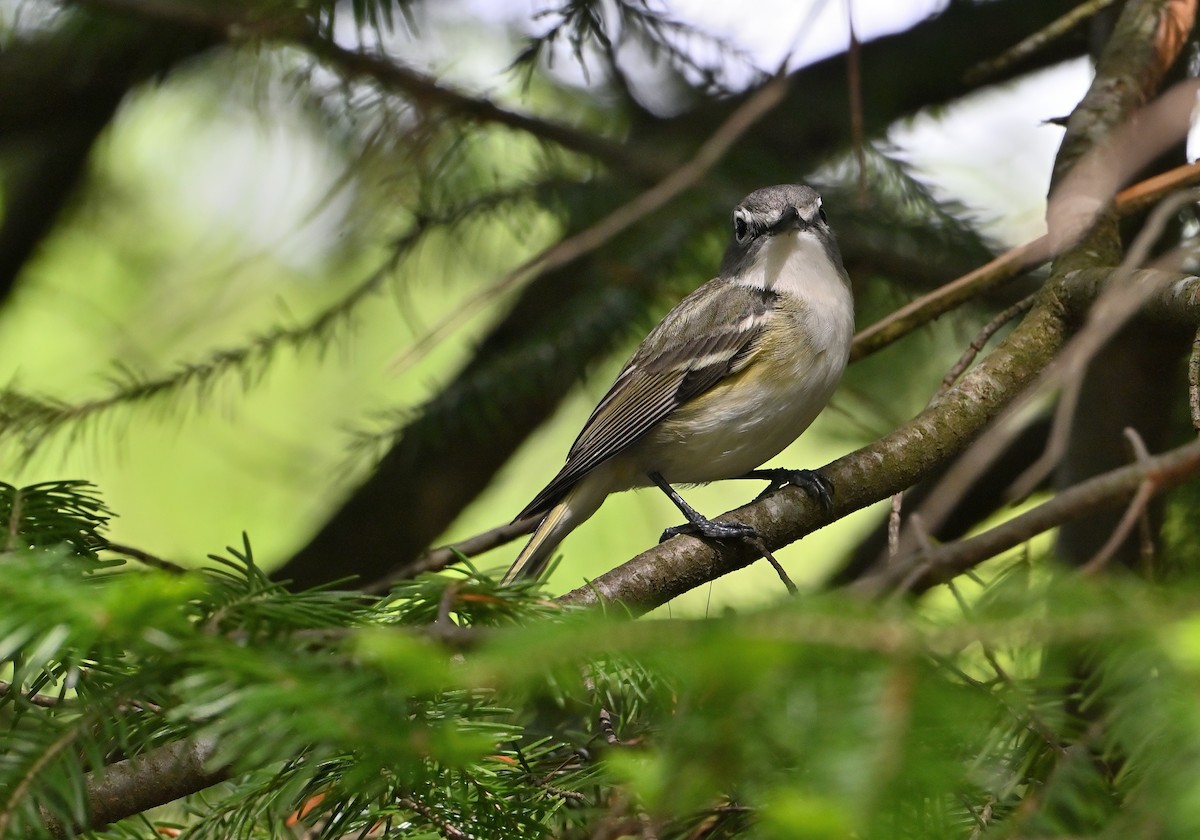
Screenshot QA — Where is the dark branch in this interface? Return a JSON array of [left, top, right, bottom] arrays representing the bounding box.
[[0, 11, 216, 309]]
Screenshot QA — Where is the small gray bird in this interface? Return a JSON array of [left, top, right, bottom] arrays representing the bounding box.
[[502, 185, 854, 584]]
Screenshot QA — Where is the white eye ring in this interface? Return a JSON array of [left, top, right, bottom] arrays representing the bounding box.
[[732, 209, 753, 244]]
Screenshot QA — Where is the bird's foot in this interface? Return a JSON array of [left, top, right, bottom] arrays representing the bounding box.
[[750, 468, 834, 513], [659, 515, 760, 544]]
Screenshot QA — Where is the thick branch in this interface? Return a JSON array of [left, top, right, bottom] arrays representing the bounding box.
[[0, 12, 216, 309], [44, 737, 228, 838], [559, 270, 1200, 614], [278, 0, 1090, 588]]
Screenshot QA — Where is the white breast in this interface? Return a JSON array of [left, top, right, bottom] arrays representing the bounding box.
[[635, 229, 854, 485]]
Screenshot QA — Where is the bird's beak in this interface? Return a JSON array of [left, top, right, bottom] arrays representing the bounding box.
[[767, 206, 802, 235]]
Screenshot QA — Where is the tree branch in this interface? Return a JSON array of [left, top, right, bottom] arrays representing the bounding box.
[[853, 436, 1200, 598], [850, 156, 1200, 363], [44, 737, 228, 838], [0, 11, 216, 310], [559, 269, 1200, 615], [903, 0, 1189, 562], [71, 0, 667, 180], [279, 0, 1094, 589]]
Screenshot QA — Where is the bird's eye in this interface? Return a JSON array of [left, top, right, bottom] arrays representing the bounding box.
[[733, 210, 752, 244], [818, 206, 828, 224]]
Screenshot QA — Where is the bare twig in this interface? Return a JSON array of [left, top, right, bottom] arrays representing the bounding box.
[[850, 159, 1200, 363], [886, 294, 1037, 567], [104, 542, 187, 574], [0, 680, 62, 708], [965, 0, 1120, 84], [1009, 188, 1200, 500], [935, 295, 1038, 400], [746, 536, 798, 595], [367, 517, 539, 592], [398, 796, 470, 840], [889, 513, 937, 598], [1080, 480, 1157, 576], [389, 71, 791, 376], [856, 436, 1200, 598], [1079, 427, 1157, 575]]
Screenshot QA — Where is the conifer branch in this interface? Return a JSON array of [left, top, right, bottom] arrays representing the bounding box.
[[560, 268, 1200, 614]]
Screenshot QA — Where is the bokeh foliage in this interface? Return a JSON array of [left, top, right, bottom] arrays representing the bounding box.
[[6, 482, 1200, 837], [5, 0, 1200, 836]]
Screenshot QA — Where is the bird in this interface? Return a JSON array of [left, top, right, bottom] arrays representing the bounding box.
[[501, 184, 854, 584]]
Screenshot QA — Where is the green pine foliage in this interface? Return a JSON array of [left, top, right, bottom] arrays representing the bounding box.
[[5, 482, 1200, 838]]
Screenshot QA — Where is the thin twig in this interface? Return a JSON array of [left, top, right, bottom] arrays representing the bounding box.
[[1081, 480, 1156, 575], [965, 0, 1119, 84], [398, 797, 469, 840], [1079, 427, 1157, 575], [389, 71, 791, 376], [1124, 424, 1154, 464], [104, 542, 188, 574], [0, 680, 62, 708], [887, 294, 1036, 566], [849, 159, 1200, 363], [889, 513, 936, 600], [935, 295, 1038, 400], [367, 517, 539, 592], [856, 436, 1200, 598], [746, 536, 797, 595], [846, 2, 867, 207], [1009, 188, 1200, 501]]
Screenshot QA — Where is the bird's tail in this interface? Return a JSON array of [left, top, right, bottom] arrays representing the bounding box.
[[501, 482, 605, 585]]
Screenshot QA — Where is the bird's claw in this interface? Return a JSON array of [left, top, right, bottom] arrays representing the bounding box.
[[659, 517, 760, 544], [752, 468, 834, 514]]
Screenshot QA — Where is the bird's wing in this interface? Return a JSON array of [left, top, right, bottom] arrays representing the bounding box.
[[516, 281, 779, 520]]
